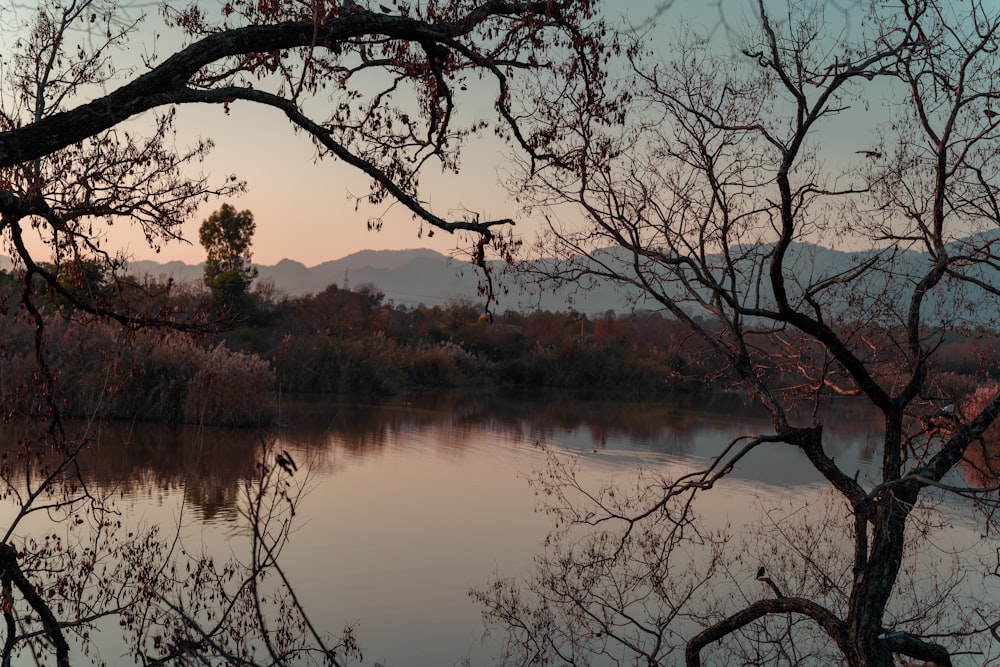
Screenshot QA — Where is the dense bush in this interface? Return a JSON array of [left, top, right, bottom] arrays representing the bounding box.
[[0, 317, 275, 426], [403, 340, 485, 388], [233, 283, 705, 396], [4, 268, 996, 422], [183, 342, 275, 426], [273, 331, 399, 394]]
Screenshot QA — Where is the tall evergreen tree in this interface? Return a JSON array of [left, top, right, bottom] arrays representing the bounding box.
[[199, 204, 258, 306]]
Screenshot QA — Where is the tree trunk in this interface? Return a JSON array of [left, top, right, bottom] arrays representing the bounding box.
[[847, 485, 920, 665]]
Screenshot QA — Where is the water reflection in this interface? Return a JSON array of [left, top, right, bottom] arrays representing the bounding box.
[[0, 390, 888, 525], [278, 388, 885, 458], [0, 391, 987, 667]]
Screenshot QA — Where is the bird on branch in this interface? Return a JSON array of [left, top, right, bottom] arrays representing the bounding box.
[[856, 150, 882, 158], [932, 403, 955, 419], [755, 566, 785, 598]]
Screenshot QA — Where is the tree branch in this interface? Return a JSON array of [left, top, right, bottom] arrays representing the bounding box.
[[685, 597, 847, 667]]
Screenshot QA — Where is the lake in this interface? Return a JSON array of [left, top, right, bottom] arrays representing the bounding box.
[[0, 390, 993, 666]]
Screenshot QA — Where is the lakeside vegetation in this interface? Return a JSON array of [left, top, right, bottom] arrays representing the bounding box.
[[1, 266, 997, 427]]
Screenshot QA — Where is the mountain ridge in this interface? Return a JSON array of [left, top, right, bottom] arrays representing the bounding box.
[[1, 239, 996, 317]]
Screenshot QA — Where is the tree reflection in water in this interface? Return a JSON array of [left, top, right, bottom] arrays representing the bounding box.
[[0, 389, 889, 521], [0, 390, 898, 666]]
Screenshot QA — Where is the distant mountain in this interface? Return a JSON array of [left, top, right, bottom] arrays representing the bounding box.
[[126, 260, 204, 284], [123, 249, 484, 307], [118, 248, 632, 311], [3, 239, 997, 318]]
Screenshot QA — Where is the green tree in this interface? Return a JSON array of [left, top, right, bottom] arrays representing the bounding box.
[[199, 203, 259, 306]]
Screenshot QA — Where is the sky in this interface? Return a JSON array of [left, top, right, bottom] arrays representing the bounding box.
[[122, 100, 515, 266], [17, 0, 884, 268], [64, 0, 734, 268]]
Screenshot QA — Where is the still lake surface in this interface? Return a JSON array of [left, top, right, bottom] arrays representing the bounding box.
[[3, 390, 994, 666]]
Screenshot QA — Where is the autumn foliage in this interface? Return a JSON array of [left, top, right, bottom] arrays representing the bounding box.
[[2, 266, 997, 428]]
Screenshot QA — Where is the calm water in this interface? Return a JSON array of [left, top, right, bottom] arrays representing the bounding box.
[[0, 391, 992, 666]]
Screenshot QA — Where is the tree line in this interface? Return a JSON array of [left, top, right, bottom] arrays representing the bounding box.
[[0, 262, 698, 424], [2, 260, 997, 428]]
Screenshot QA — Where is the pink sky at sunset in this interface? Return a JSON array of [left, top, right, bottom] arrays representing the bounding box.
[[14, 0, 883, 269], [74, 1, 710, 269], [119, 101, 521, 267], [107, 0, 881, 269]]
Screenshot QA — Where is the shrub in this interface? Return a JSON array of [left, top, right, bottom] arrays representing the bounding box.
[[183, 343, 275, 426], [404, 341, 484, 387], [0, 319, 275, 426]]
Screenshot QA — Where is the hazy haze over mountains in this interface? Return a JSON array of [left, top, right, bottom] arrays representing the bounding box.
[[2, 240, 996, 319], [128, 248, 494, 307], [124, 248, 645, 313]]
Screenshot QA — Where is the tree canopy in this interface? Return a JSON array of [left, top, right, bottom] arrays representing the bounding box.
[[0, 0, 610, 321], [200, 203, 258, 303]]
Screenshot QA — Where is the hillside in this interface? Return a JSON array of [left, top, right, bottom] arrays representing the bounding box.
[[3, 239, 997, 319], [125, 249, 639, 313]]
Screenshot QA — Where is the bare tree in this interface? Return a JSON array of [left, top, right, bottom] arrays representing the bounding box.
[[124, 442, 357, 667], [0, 0, 610, 663], [477, 1, 1000, 665], [0, 422, 343, 665]]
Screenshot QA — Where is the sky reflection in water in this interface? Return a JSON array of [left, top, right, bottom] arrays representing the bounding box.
[[0, 390, 989, 666]]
